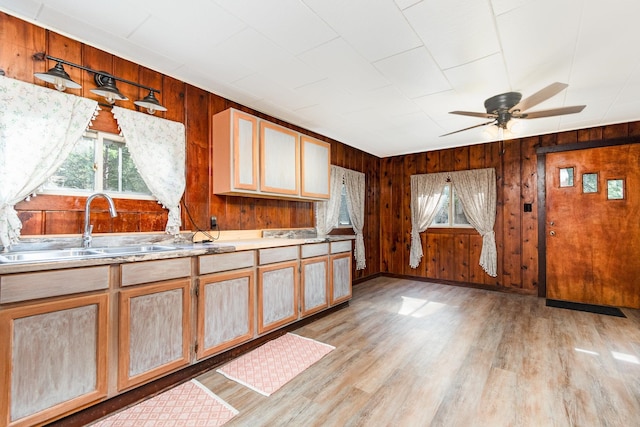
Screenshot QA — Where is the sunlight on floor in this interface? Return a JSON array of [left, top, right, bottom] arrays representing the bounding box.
[[611, 351, 640, 364], [575, 348, 599, 356], [398, 296, 446, 318], [574, 348, 640, 364]]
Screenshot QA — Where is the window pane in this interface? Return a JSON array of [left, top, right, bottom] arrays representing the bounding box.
[[103, 139, 150, 195], [432, 185, 450, 226], [453, 193, 470, 225], [607, 179, 624, 200], [337, 184, 351, 226], [559, 167, 574, 187], [43, 136, 94, 191], [582, 173, 598, 193]]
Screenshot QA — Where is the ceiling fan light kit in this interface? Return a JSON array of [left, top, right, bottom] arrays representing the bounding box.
[[441, 82, 586, 138]]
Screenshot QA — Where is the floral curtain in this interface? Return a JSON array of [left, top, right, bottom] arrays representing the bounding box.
[[316, 165, 367, 270], [409, 172, 448, 268], [344, 168, 366, 270], [409, 168, 497, 277], [315, 165, 346, 236], [451, 168, 497, 277], [0, 76, 98, 249], [112, 106, 185, 236]]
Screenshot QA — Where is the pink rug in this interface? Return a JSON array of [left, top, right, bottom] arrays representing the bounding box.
[[216, 333, 335, 396], [92, 379, 238, 426]]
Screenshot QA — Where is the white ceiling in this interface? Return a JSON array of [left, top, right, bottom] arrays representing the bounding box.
[[2, 0, 640, 157]]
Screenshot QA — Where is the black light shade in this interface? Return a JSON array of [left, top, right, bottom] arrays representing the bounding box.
[[90, 75, 128, 104], [134, 90, 167, 114], [34, 62, 81, 91]]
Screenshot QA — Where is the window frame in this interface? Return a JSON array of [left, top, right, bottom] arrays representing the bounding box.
[[430, 183, 473, 229], [41, 130, 155, 201]]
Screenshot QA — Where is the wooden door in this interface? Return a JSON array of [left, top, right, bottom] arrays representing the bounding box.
[[545, 144, 640, 308]]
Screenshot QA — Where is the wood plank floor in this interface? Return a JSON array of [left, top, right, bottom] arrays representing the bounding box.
[[197, 277, 640, 426]]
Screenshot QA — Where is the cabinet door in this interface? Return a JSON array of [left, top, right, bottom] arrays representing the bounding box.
[[330, 252, 352, 305], [118, 279, 191, 391], [0, 294, 108, 427], [197, 269, 255, 359], [257, 260, 299, 334], [300, 136, 330, 199], [260, 121, 299, 196], [233, 111, 259, 190], [212, 108, 259, 195], [300, 256, 329, 317]]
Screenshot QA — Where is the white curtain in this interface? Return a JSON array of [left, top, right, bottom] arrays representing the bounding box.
[[344, 168, 366, 270], [315, 165, 367, 270], [112, 106, 186, 236], [451, 168, 497, 277], [315, 165, 345, 236], [0, 76, 99, 249], [409, 172, 448, 268], [409, 168, 497, 277]]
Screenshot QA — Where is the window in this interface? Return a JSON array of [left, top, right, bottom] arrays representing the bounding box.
[[432, 184, 471, 227], [607, 179, 625, 200], [43, 131, 152, 199], [336, 183, 352, 227]]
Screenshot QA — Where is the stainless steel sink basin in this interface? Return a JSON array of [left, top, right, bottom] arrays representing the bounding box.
[[0, 248, 100, 263], [89, 245, 176, 255], [0, 245, 177, 264]]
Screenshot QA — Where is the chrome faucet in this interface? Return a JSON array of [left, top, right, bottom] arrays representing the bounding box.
[[82, 193, 117, 248]]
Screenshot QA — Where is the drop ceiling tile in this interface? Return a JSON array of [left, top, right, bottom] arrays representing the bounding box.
[[304, 0, 422, 62], [214, 0, 337, 55], [260, 56, 326, 91], [0, 0, 41, 18], [232, 73, 317, 111], [298, 38, 390, 94], [39, 0, 149, 38], [374, 47, 450, 99], [404, 0, 500, 70], [36, 6, 184, 72], [497, 0, 579, 89], [443, 53, 509, 97]]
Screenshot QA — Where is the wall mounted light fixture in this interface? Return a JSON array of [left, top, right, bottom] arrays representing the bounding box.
[[33, 53, 166, 114]]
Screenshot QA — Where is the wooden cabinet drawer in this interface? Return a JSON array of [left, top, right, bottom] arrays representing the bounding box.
[[301, 242, 329, 258], [199, 251, 256, 274], [121, 258, 191, 287], [259, 246, 298, 265], [0, 266, 110, 304], [330, 240, 352, 254]]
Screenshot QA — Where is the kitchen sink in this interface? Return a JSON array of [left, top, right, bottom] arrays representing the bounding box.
[[0, 245, 177, 264], [89, 245, 177, 255]]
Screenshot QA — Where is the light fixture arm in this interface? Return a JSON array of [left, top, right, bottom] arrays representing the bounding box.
[[40, 54, 161, 94]]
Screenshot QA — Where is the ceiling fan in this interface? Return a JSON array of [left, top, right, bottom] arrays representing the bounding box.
[[441, 82, 586, 137]]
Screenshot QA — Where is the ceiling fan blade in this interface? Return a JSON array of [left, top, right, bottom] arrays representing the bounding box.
[[521, 105, 586, 119], [449, 110, 496, 119], [509, 82, 568, 113], [440, 120, 496, 137]]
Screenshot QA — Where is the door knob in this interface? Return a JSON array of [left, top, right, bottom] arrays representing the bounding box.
[[550, 230, 556, 236]]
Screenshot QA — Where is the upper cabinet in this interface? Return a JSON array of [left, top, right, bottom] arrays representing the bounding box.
[[260, 121, 299, 196], [212, 108, 329, 201], [212, 108, 259, 194]]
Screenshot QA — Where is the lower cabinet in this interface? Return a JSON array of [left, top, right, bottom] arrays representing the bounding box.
[[197, 269, 255, 359], [257, 260, 299, 334], [118, 279, 191, 391], [330, 252, 352, 305], [300, 256, 329, 317], [0, 294, 109, 427]]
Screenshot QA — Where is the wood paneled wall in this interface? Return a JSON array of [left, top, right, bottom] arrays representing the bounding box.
[[1, 12, 380, 281], [5, 12, 640, 291], [380, 121, 640, 294]]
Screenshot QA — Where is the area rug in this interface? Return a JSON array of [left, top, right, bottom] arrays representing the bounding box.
[[216, 333, 335, 396], [546, 299, 626, 317], [91, 379, 238, 426]]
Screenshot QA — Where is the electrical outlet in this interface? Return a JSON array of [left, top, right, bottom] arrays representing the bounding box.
[[210, 216, 217, 228]]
